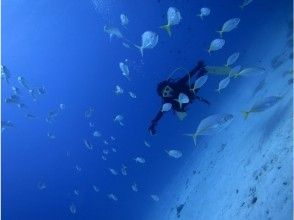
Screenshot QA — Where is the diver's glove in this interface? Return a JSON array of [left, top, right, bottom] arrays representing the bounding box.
[[192, 61, 207, 76], [196, 60, 206, 70], [148, 124, 156, 136]]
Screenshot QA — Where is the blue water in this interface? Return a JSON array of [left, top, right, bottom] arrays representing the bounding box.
[[2, 0, 292, 219]]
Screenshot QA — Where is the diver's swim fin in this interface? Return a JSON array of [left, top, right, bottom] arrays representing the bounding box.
[[176, 111, 187, 121]]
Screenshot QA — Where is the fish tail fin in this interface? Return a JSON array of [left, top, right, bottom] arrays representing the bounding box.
[[242, 111, 250, 120], [160, 24, 172, 37], [215, 88, 221, 93], [119, 121, 124, 126], [207, 48, 211, 55], [217, 30, 223, 38], [135, 45, 143, 57], [183, 133, 197, 147]]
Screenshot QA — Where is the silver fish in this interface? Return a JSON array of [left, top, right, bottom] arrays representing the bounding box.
[[165, 149, 182, 158], [1, 65, 11, 83], [243, 96, 282, 119], [135, 31, 158, 57], [217, 18, 240, 38], [184, 113, 234, 146], [2, 120, 14, 132]]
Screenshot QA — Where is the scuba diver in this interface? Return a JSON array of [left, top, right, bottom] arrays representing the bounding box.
[[148, 61, 210, 135]]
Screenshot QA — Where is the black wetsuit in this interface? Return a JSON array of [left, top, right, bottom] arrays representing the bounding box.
[[148, 61, 209, 135]]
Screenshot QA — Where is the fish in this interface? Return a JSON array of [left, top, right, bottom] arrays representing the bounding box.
[[108, 194, 118, 201], [128, 91, 137, 98], [233, 67, 265, 78], [161, 7, 182, 36], [112, 148, 117, 153], [74, 189, 79, 196], [103, 140, 109, 145], [37, 181, 46, 190], [251, 79, 266, 97], [161, 103, 172, 112], [110, 136, 115, 141], [121, 165, 127, 176], [37, 86, 46, 95], [46, 110, 59, 123], [120, 14, 129, 26], [28, 88, 39, 101], [135, 31, 159, 57], [226, 52, 240, 66], [208, 39, 225, 54], [17, 103, 27, 109], [5, 95, 21, 104], [174, 93, 189, 109], [84, 139, 94, 150], [114, 114, 124, 126], [150, 194, 159, 202], [104, 25, 123, 42], [122, 42, 130, 48], [93, 185, 100, 192], [101, 155, 107, 161], [115, 85, 124, 94], [131, 183, 138, 192], [190, 75, 208, 93], [184, 113, 234, 146], [47, 132, 56, 139], [119, 61, 130, 80], [240, 0, 253, 9], [93, 131, 101, 137], [89, 122, 95, 127], [217, 18, 240, 38], [144, 140, 151, 147], [1, 120, 14, 132], [11, 86, 20, 95], [85, 107, 94, 118], [103, 149, 109, 155], [26, 113, 36, 119], [197, 7, 210, 20], [17, 76, 30, 90], [76, 165, 82, 172], [59, 104, 65, 110], [48, 110, 59, 118], [242, 96, 282, 119], [69, 203, 77, 214], [216, 77, 231, 93], [165, 149, 182, 158], [134, 157, 145, 163], [109, 168, 118, 175], [1, 65, 11, 83]]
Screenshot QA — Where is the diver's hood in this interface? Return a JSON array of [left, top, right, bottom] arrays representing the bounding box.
[[161, 85, 174, 98]]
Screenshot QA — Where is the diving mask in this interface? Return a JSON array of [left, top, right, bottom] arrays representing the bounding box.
[[162, 85, 174, 98]]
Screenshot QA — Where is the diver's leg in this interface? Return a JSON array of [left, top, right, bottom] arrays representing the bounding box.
[[205, 66, 232, 76]]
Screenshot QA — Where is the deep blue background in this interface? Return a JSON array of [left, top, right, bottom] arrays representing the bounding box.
[[2, 0, 292, 219]]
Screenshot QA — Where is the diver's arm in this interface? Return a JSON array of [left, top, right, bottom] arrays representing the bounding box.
[[177, 61, 207, 85], [148, 111, 164, 135]]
